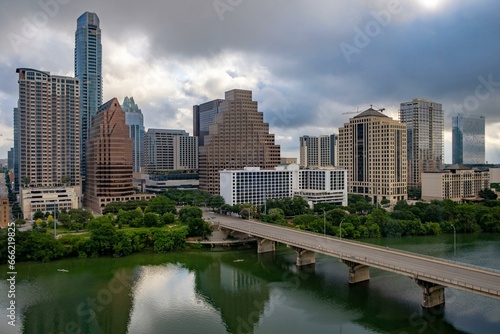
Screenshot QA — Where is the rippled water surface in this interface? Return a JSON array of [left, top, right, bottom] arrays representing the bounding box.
[[1, 234, 499, 334]]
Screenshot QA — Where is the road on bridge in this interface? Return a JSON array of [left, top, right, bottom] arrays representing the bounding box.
[[206, 212, 500, 300]]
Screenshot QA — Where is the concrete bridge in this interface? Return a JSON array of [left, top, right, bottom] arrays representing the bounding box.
[[209, 213, 500, 308]]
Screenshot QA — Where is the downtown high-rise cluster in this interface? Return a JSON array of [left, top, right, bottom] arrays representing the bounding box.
[[8, 12, 492, 220]]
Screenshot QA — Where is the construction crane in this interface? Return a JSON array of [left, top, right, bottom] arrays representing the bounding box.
[[342, 105, 385, 115]]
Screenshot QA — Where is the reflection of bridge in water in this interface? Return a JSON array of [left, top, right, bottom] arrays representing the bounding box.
[[208, 213, 500, 308]]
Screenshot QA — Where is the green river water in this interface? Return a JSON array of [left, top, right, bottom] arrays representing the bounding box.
[[1, 233, 499, 334]]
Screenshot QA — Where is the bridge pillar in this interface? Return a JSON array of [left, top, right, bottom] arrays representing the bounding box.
[[291, 247, 316, 267], [342, 260, 370, 284], [415, 279, 445, 308], [257, 238, 275, 253]]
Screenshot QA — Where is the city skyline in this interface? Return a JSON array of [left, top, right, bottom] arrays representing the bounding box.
[[0, 1, 500, 163]]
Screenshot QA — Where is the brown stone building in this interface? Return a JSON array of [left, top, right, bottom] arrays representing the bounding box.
[[199, 89, 281, 194], [85, 98, 153, 213]]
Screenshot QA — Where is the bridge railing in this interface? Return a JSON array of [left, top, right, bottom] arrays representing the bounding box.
[[221, 218, 500, 275]]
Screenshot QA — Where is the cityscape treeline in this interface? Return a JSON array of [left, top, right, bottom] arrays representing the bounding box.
[[2, 188, 500, 263], [0, 194, 213, 263]]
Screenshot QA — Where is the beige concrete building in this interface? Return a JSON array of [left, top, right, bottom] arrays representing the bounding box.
[[20, 187, 80, 220], [16, 68, 82, 218], [145, 129, 198, 172], [400, 98, 444, 188], [280, 157, 297, 165], [339, 107, 407, 205], [489, 167, 500, 185], [422, 165, 490, 202], [199, 89, 281, 194], [299, 134, 338, 167], [85, 98, 153, 213]]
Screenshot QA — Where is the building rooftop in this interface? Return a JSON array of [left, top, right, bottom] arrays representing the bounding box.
[[444, 164, 472, 171], [353, 107, 388, 119]]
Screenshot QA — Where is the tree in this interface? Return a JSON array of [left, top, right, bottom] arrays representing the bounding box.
[[144, 212, 161, 227], [209, 195, 225, 211], [161, 212, 176, 225], [265, 208, 286, 225], [187, 218, 212, 238], [87, 216, 114, 230], [146, 196, 176, 215], [408, 187, 421, 200], [33, 210, 45, 220], [479, 188, 498, 200], [89, 223, 119, 256], [178, 206, 203, 223]]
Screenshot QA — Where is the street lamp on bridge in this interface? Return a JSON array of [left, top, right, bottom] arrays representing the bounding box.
[[451, 224, 456, 257], [339, 217, 347, 240]]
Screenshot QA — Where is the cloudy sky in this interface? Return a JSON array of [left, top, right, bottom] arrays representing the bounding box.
[[1, 0, 499, 163]]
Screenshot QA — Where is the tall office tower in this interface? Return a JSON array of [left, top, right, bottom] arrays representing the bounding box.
[[199, 89, 281, 194], [75, 12, 102, 180], [399, 98, 444, 188], [452, 114, 485, 165], [16, 68, 81, 219], [122, 96, 145, 173], [13, 107, 19, 192], [299, 134, 338, 167], [145, 129, 198, 172], [339, 107, 407, 205], [85, 98, 153, 213], [193, 99, 224, 147]]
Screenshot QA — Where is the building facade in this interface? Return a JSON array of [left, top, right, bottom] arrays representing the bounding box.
[[122, 96, 145, 173], [452, 114, 485, 165], [13, 107, 19, 192], [193, 99, 224, 147], [299, 134, 338, 167], [75, 11, 102, 180], [85, 98, 153, 213], [399, 98, 444, 187], [145, 129, 198, 172], [422, 165, 490, 202], [16, 68, 82, 219], [0, 174, 9, 228], [199, 89, 281, 194], [220, 164, 348, 208], [339, 108, 407, 205]]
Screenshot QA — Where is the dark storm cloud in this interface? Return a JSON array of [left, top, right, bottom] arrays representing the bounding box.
[[0, 0, 499, 160]]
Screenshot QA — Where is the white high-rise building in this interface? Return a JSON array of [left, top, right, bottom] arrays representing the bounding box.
[[145, 129, 198, 172]]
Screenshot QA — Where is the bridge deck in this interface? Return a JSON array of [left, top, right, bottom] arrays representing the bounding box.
[[210, 213, 500, 299]]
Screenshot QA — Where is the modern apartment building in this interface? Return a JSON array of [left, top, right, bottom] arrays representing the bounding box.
[[13, 107, 19, 192], [123, 96, 145, 172], [299, 134, 338, 167], [452, 114, 485, 165], [400, 98, 444, 187], [199, 89, 281, 194], [422, 165, 490, 202], [16, 68, 82, 219], [145, 129, 198, 172], [75, 12, 102, 180], [85, 98, 153, 213], [339, 107, 407, 205], [220, 164, 347, 207], [193, 99, 224, 147]]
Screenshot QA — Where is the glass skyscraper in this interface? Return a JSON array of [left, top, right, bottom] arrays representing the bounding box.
[[400, 98, 444, 188], [123, 96, 145, 173], [193, 99, 223, 147], [452, 114, 485, 165], [75, 12, 102, 180]]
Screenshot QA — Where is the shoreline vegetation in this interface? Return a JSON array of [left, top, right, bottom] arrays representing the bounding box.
[[1, 188, 500, 264]]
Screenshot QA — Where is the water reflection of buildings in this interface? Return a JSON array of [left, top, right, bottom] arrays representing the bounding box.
[[195, 259, 270, 334]]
